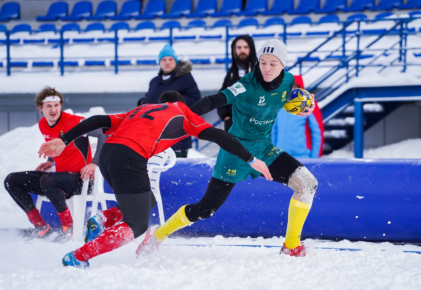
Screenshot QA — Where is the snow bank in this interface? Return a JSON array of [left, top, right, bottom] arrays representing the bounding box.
[[324, 138, 421, 159]]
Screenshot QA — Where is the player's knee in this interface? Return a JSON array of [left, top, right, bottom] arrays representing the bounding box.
[[288, 166, 318, 204], [127, 221, 149, 239], [4, 173, 13, 192]]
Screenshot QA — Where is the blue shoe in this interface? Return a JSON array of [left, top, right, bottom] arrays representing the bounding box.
[[62, 252, 90, 269], [84, 215, 105, 243]]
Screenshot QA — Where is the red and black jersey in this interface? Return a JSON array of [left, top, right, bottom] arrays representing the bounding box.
[[39, 111, 92, 173], [105, 102, 212, 159]]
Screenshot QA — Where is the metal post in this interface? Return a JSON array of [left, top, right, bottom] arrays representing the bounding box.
[[354, 100, 364, 158], [114, 29, 118, 74], [6, 30, 11, 76], [399, 21, 403, 62], [356, 21, 360, 77], [283, 23, 287, 45], [169, 27, 173, 47], [342, 22, 348, 82], [403, 21, 408, 72], [225, 26, 229, 72], [60, 30, 64, 76]]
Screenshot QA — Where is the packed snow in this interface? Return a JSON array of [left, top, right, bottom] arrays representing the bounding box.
[[0, 108, 420, 290]]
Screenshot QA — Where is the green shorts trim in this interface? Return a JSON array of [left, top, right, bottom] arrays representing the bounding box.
[[212, 137, 284, 183]]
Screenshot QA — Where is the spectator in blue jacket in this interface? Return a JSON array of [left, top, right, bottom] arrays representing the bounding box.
[[139, 44, 201, 157], [272, 75, 324, 158]]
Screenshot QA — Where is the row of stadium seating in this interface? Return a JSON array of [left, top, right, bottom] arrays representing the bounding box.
[[2, 52, 421, 69], [1, 0, 421, 22], [1, 12, 420, 45]]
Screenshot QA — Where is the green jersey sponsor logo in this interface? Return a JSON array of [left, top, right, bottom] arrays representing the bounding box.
[[258, 96, 266, 106], [228, 82, 247, 96], [249, 118, 275, 125]]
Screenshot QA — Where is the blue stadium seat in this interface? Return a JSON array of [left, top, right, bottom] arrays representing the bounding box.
[[137, 59, 157, 65], [314, 0, 346, 13], [0, 24, 7, 32], [110, 0, 141, 20], [369, 0, 401, 10], [58, 61, 79, 67], [235, 0, 267, 16], [290, 16, 312, 26], [198, 19, 231, 40], [161, 0, 192, 19], [111, 60, 131, 65], [33, 61, 54, 67], [84, 60, 106, 66], [11, 23, 31, 34], [10, 62, 28, 67], [85, 22, 105, 32], [263, 17, 285, 28], [346, 13, 368, 21], [342, 0, 374, 11], [252, 17, 284, 38], [186, 19, 206, 29], [212, 19, 232, 28], [185, 0, 216, 18], [122, 22, 153, 42], [261, 0, 293, 15], [135, 21, 155, 30], [161, 20, 181, 30], [36, 2, 68, 21], [22, 24, 56, 44], [0, 2, 20, 21], [397, 0, 421, 9], [110, 21, 130, 30], [62, 23, 81, 32], [375, 12, 395, 19], [190, 58, 211, 64], [288, 0, 319, 14], [85, 1, 117, 20], [72, 22, 104, 43], [318, 15, 340, 24], [210, 0, 242, 17], [237, 18, 259, 29], [414, 52, 421, 57], [38, 24, 57, 33], [215, 57, 231, 64], [135, 0, 165, 19], [61, 1, 93, 21]]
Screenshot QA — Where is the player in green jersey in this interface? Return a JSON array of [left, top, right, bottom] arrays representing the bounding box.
[[137, 39, 318, 258]]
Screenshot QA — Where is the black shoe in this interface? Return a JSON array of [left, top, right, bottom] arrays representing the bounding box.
[[53, 226, 73, 243], [19, 225, 53, 239]]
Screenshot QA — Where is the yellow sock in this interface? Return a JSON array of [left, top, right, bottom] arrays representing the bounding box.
[[284, 198, 311, 249], [154, 205, 193, 242]]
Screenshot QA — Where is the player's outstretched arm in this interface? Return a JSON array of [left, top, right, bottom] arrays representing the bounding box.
[[38, 115, 112, 159], [198, 127, 272, 181], [190, 92, 228, 116]]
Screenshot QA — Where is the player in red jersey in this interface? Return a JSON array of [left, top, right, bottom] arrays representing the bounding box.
[[3, 87, 106, 242], [39, 91, 272, 269]]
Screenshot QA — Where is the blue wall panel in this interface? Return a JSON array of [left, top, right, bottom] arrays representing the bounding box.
[[34, 158, 421, 242]]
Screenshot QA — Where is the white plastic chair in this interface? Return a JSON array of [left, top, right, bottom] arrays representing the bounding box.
[[90, 148, 177, 226], [35, 179, 91, 243]]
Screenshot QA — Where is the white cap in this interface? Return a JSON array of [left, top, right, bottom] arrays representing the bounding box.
[[257, 39, 287, 67]]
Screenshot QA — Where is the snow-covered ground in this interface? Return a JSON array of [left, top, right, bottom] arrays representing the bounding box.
[[0, 109, 420, 289]]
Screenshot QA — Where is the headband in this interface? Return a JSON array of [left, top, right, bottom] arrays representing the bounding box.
[[42, 96, 61, 102]]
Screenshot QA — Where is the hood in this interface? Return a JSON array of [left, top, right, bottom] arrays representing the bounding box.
[[230, 35, 257, 74]]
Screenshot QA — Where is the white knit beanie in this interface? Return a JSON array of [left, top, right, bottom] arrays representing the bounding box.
[[257, 39, 287, 67]]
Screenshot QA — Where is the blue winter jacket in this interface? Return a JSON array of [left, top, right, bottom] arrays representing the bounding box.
[[271, 109, 322, 158]]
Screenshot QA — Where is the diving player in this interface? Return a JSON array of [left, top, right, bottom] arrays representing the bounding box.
[[137, 39, 318, 257], [38, 91, 272, 268]]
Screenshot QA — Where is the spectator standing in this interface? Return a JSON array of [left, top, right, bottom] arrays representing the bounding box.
[[218, 35, 257, 131], [271, 75, 324, 158], [139, 44, 201, 157]]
